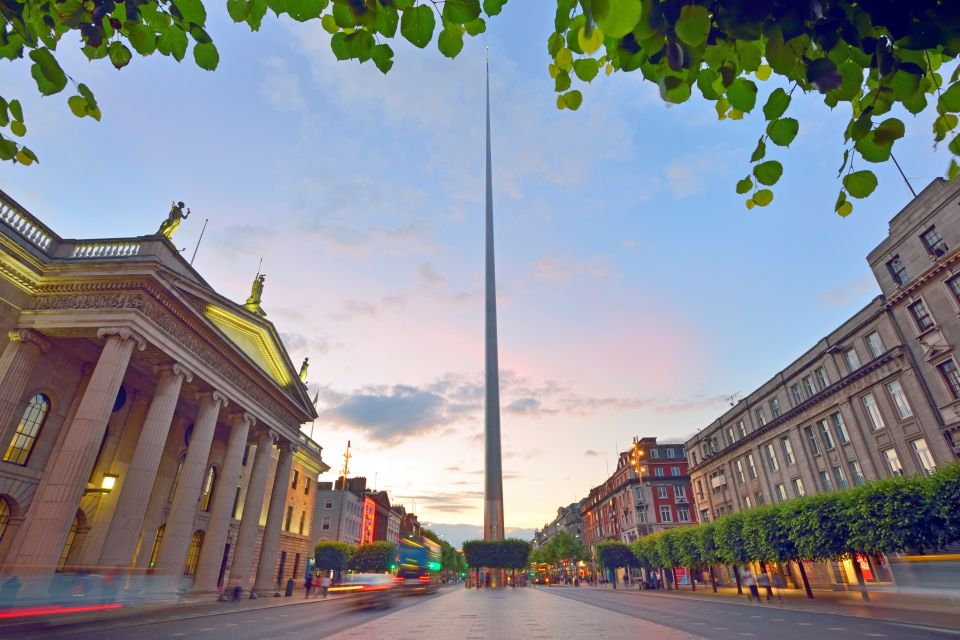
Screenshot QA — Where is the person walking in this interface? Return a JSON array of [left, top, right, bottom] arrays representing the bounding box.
[[758, 570, 772, 602], [305, 573, 313, 598], [742, 568, 761, 603], [319, 574, 331, 598]]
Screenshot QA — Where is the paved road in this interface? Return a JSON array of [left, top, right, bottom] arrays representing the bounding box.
[[544, 586, 960, 640]]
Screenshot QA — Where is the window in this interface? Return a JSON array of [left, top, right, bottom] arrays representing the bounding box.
[[770, 397, 781, 418], [774, 484, 787, 502], [883, 448, 903, 476], [734, 459, 745, 484], [815, 367, 829, 390], [830, 412, 849, 445], [637, 509, 647, 523], [184, 530, 204, 575], [886, 380, 913, 419], [285, 506, 294, 531], [324, 501, 333, 509], [670, 466, 680, 476], [818, 470, 834, 492], [321, 516, 331, 531], [700, 509, 711, 522], [3, 393, 50, 466], [666, 448, 675, 458], [948, 274, 960, 305], [938, 360, 960, 399], [147, 525, 164, 571], [231, 487, 242, 519], [755, 407, 766, 427], [659, 506, 672, 522], [168, 451, 187, 502], [654, 466, 664, 477], [736, 420, 747, 438], [746, 453, 758, 479], [921, 225, 948, 257], [0, 498, 9, 544], [677, 507, 690, 523], [298, 511, 306, 535], [804, 426, 820, 455], [754, 491, 765, 506], [674, 485, 686, 500], [696, 480, 704, 500], [833, 465, 849, 489], [802, 376, 815, 398], [781, 437, 796, 466], [725, 427, 735, 446], [242, 444, 250, 466], [657, 485, 668, 499], [817, 420, 835, 450], [58, 514, 80, 573], [908, 299, 934, 332], [862, 392, 886, 430], [865, 331, 885, 359], [199, 465, 217, 512], [911, 439, 936, 474], [765, 443, 779, 472], [790, 384, 803, 405], [792, 478, 805, 497], [690, 451, 698, 466], [844, 348, 861, 372], [887, 255, 908, 286], [291, 469, 299, 490], [743, 496, 752, 509], [305, 478, 310, 495], [650, 449, 660, 459]]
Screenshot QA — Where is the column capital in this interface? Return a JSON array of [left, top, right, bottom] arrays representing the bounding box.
[[211, 390, 230, 408], [8, 328, 50, 352], [278, 439, 298, 455], [226, 411, 256, 430], [97, 326, 147, 351], [155, 362, 194, 383]]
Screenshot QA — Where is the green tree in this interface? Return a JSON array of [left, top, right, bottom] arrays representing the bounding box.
[[713, 512, 749, 594], [314, 541, 354, 573], [349, 541, 396, 573], [927, 464, 960, 549], [596, 540, 637, 589]]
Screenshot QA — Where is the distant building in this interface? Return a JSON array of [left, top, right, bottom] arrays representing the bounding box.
[[313, 477, 407, 548], [532, 503, 582, 549]]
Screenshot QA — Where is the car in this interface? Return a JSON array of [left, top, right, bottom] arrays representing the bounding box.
[[329, 574, 396, 609]]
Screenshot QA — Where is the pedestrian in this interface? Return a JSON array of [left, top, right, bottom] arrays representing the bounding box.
[[305, 573, 313, 598], [231, 584, 242, 603], [320, 574, 331, 599], [742, 569, 761, 603], [771, 572, 785, 603], [758, 570, 772, 602]]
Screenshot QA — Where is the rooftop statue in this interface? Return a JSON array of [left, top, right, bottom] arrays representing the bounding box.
[[299, 357, 309, 383], [243, 273, 267, 316], [158, 201, 189, 239]]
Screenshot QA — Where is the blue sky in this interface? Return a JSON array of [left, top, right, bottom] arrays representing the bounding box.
[[1, 0, 953, 534]]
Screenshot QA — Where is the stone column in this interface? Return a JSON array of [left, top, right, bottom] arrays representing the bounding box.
[[154, 391, 227, 577], [254, 441, 295, 594], [0, 329, 50, 457], [11, 327, 145, 576], [98, 364, 193, 568], [192, 412, 254, 592], [226, 429, 275, 593]]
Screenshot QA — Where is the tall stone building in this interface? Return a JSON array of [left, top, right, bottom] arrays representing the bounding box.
[[0, 191, 328, 595], [532, 503, 583, 550], [686, 178, 960, 588]]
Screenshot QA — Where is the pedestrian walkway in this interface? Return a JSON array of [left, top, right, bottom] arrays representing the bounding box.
[[326, 587, 701, 640]]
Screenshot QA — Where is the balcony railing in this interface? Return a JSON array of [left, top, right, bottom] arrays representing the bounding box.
[[0, 192, 58, 253], [70, 241, 142, 258]]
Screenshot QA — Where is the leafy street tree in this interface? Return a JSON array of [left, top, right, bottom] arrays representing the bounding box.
[[349, 541, 396, 573], [713, 512, 749, 594], [5, 1, 960, 218], [314, 541, 354, 574], [596, 540, 637, 589]]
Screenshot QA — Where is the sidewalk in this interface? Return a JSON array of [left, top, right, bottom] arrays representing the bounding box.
[[327, 586, 702, 640], [589, 582, 960, 630]]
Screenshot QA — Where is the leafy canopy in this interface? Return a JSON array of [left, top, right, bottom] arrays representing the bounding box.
[[5, 0, 960, 217]]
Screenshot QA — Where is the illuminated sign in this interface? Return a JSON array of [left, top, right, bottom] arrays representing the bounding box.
[[361, 496, 376, 544]]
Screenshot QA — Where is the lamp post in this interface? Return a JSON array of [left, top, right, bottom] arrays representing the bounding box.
[[84, 472, 119, 495]]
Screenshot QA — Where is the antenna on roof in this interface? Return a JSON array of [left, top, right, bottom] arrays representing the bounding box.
[[890, 153, 918, 198], [726, 392, 741, 406], [189, 218, 209, 266]]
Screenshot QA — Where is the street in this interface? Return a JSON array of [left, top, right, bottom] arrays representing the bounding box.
[[8, 584, 958, 640]]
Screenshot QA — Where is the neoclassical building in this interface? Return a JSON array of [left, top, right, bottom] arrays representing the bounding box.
[[0, 190, 328, 595]]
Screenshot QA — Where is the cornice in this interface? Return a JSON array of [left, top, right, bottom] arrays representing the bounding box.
[[885, 248, 960, 307]]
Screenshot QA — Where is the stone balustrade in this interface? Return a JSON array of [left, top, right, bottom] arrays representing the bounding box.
[[69, 241, 142, 258], [0, 193, 58, 253]]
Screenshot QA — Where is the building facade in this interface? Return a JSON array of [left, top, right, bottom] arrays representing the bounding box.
[[685, 178, 960, 588], [313, 477, 406, 547], [532, 502, 582, 550], [0, 191, 327, 596]]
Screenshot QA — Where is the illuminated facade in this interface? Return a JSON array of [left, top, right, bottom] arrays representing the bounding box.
[[0, 190, 328, 594]]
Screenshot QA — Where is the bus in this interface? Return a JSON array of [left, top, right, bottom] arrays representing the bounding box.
[[397, 536, 442, 594]]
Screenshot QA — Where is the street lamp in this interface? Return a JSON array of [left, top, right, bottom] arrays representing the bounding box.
[[629, 438, 646, 476], [85, 473, 119, 495]]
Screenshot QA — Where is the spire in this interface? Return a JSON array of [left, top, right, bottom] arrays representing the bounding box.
[[483, 50, 505, 544]]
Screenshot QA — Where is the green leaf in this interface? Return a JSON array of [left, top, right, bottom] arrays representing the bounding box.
[[949, 133, 960, 157], [372, 43, 394, 73], [555, 47, 573, 71], [736, 41, 762, 72], [573, 58, 600, 82], [173, 0, 207, 25], [193, 42, 219, 70], [330, 32, 349, 60], [766, 118, 799, 146], [8, 100, 23, 123], [762, 88, 790, 121], [874, 118, 905, 146], [9, 120, 25, 136], [482, 0, 506, 15], [753, 160, 783, 186], [29, 49, 68, 95], [855, 132, 892, 163], [15, 148, 35, 165], [675, 5, 709, 47], [400, 5, 436, 49], [128, 23, 158, 55], [321, 14, 338, 34], [245, 0, 269, 29], [753, 189, 773, 206], [842, 170, 878, 199], [658, 75, 691, 104], [750, 137, 766, 162], [158, 26, 189, 61], [332, 2, 356, 27], [836, 198, 853, 217], [108, 42, 133, 69], [67, 95, 87, 118], [593, 0, 643, 39], [563, 90, 583, 110], [464, 18, 485, 36], [726, 78, 758, 113], [227, 0, 249, 21], [940, 82, 960, 112], [438, 26, 464, 58], [736, 176, 753, 194], [948, 159, 960, 182], [443, 0, 481, 24]]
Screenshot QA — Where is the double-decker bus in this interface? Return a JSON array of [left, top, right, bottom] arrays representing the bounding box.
[[397, 536, 442, 594]]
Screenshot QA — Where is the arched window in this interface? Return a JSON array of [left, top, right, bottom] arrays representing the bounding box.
[[3, 394, 50, 466], [199, 465, 217, 512], [0, 498, 10, 544], [148, 524, 165, 573], [57, 513, 80, 572], [184, 530, 204, 576], [168, 452, 187, 502]]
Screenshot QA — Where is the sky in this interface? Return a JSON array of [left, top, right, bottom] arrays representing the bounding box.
[[0, 1, 954, 541]]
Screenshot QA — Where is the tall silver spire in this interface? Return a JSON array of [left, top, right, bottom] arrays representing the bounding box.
[[483, 51, 505, 543]]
